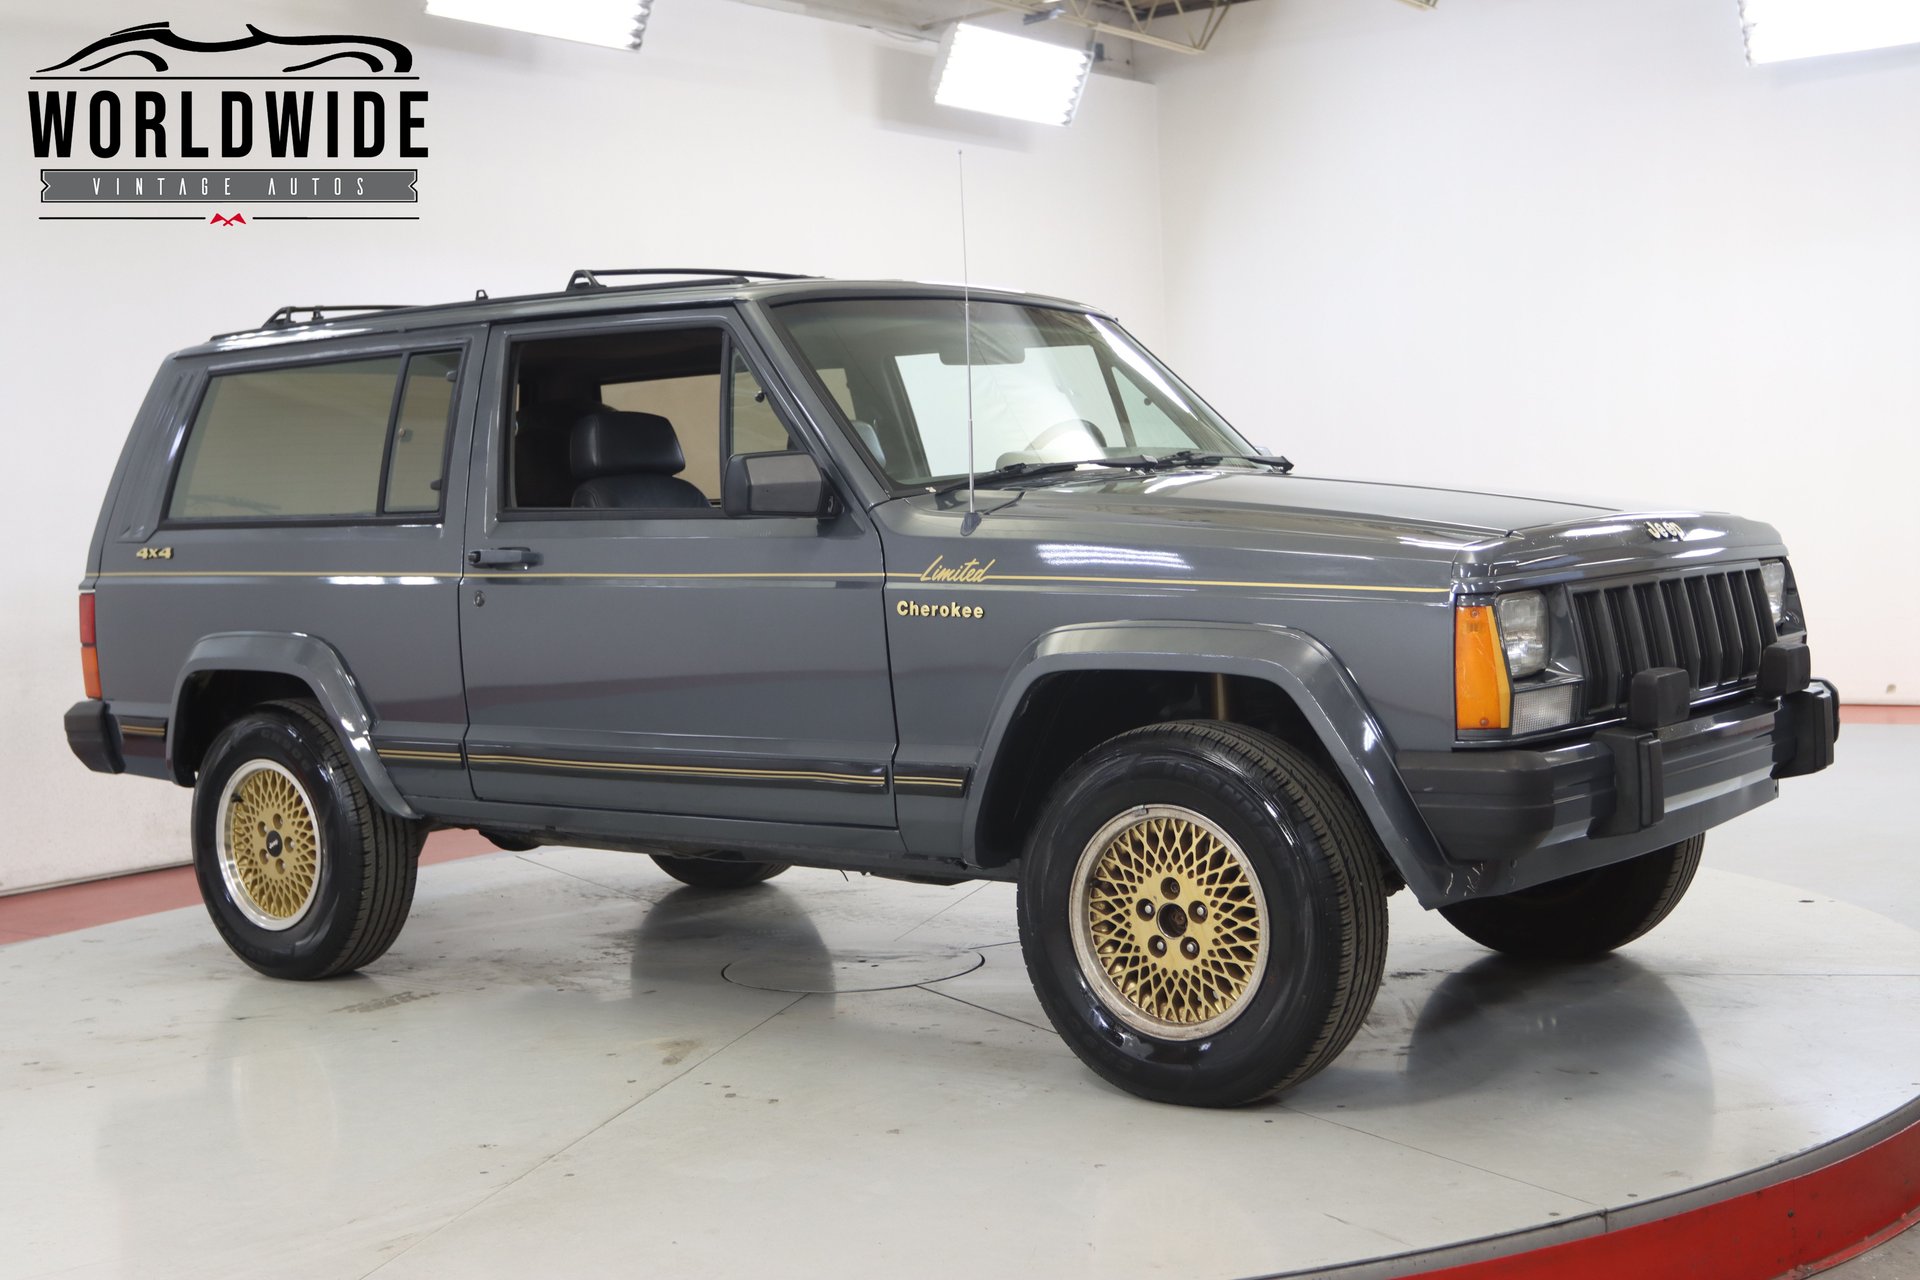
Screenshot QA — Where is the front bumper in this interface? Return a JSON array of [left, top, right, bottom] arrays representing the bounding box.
[[1397, 680, 1837, 898]]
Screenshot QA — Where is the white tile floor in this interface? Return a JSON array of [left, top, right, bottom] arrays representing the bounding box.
[[3, 729, 1916, 1280]]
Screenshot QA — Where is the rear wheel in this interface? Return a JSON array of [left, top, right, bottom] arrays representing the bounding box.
[[1439, 835, 1705, 961], [1017, 721, 1390, 1107], [651, 853, 789, 890], [192, 700, 424, 979]]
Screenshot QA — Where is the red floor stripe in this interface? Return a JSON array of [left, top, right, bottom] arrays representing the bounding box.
[[0, 830, 496, 941], [1841, 704, 1920, 725], [1400, 1115, 1920, 1280]]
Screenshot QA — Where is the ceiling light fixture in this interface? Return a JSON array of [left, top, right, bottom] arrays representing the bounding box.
[[932, 23, 1093, 127], [422, 0, 653, 52], [1739, 0, 1920, 64]]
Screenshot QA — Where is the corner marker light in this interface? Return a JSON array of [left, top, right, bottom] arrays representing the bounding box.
[[423, 0, 652, 52], [1739, 0, 1920, 64], [933, 23, 1093, 127]]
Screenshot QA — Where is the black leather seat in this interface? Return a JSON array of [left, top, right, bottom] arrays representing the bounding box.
[[569, 410, 710, 511]]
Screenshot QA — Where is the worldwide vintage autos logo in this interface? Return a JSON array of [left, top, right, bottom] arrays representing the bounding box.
[[28, 20, 427, 226]]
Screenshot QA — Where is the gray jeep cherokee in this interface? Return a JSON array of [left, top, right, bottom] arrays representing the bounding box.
[[67, 269, 1838, 1106]]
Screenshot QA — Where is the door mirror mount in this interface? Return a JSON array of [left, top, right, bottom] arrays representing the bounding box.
[[722, 450, 837, 518]]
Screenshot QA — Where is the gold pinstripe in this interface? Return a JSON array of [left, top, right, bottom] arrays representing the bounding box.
[[889, 574, 1450, 594], [95, 570, 453, 579], [118, 724, 167, 737], [466, 752, 886, 787], [377, 748, 463, 763], [95, 568, 1443, 594], [894, 775, 966, 788], [473, 571, 886, 581]]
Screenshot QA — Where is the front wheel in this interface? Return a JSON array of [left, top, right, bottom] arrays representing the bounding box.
[[1438, 835, 1705, 961], [192, 700, 424, 980], [1018, 721, 1390, 1107]]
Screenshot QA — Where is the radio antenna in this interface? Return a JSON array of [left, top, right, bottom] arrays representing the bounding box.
[[958, 148, 980, 534]]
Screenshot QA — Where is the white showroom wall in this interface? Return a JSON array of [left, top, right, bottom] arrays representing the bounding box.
[[0, 0, 1165, 891], [1148, 0, 1920, 705]]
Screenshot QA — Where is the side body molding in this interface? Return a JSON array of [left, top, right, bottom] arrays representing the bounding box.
[[964, 621, 1456, 904], [170, 632, 421, 820]]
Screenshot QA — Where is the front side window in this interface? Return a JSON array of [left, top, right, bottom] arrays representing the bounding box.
[[505, 326, 795, 514], [170, 350, 460, 521], [772, 298, 1249, 488]]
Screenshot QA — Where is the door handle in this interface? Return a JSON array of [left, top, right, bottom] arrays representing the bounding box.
[[468, 547, 542, 569]]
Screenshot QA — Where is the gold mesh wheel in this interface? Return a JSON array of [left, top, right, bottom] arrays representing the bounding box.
[[216, 760, 323, 931], [1068, 805, 1269, 1040]]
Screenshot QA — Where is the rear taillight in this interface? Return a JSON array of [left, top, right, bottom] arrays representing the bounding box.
[[79, 592, 101, 699]]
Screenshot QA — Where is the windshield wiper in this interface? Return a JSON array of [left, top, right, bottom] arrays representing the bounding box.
[[1147, 449, 1294, 473], [930, 451, 1293, 497], [930, 457, 1155, 497]]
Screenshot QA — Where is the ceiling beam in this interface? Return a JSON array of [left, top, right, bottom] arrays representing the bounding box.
[[932, 0, 1234, 54]]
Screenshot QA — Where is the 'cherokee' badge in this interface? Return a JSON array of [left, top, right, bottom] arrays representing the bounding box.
[[1644, 520, 1685, 541]]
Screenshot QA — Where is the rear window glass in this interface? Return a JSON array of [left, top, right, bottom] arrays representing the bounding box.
[[170, 352, 459, 521], [385, 352, 460, 513]]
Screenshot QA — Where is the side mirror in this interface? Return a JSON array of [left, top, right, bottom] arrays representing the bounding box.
[[722, 450, 837, 518]]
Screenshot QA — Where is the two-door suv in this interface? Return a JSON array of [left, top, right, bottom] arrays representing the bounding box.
[[68, 269, 1838, 1106]]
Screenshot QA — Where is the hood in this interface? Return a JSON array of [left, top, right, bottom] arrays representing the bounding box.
[[975, 468, 1618, 543], [905, 468, 1788, 588]]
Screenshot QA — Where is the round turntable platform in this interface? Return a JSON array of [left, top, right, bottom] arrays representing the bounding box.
[[3, 848, 1915, 1279]]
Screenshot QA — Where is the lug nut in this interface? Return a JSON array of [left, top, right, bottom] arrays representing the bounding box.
[[1190, 902, 1207, 922], [1181, 938, 1200, 959], [1160, 877, 1180, 899], [1137, 899, 1156, 919], [1149, 936, 1167, 957]]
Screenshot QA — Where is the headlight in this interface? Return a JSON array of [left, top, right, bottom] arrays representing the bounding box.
[[1495, 592, 1547, 677], [1760, 561, 1787, 627]]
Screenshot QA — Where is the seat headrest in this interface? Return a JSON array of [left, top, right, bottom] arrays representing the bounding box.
[[569, 410, 685, 481]]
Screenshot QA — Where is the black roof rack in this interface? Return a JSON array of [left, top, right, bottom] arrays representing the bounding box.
[[564, 267, 811, 292], [262, 304, 410, 328]]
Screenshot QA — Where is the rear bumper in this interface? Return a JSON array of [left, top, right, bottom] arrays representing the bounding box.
[[1396, 680, 1838, 901], [65, 699, 124, 775]]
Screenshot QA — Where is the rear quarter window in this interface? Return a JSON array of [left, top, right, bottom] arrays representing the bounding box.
[[169, 352, 459, 521]]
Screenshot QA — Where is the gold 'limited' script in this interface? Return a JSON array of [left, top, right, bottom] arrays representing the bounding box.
[[919, 555, 995, 584]]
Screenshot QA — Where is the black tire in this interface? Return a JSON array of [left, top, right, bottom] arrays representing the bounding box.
[[651, 853, 790, 890], [191, 700, 424, 980], [1438, 835, 1705, 961], [1017, 721, 1391, 1107]]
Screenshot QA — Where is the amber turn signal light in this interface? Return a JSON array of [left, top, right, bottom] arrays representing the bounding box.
[[1455, 603, 1510, 731], [79, 592, 102, 700]]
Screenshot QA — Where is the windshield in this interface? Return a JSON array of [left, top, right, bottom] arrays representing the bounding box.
[[771, 298, 1254, 488]]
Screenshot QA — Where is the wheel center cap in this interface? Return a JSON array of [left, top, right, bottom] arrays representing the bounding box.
[[265, 830, 284, 858], [1157, 902, 1189, 938]]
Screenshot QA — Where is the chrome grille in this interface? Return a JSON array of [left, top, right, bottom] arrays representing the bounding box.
[[1569, 568, 1777, 717]]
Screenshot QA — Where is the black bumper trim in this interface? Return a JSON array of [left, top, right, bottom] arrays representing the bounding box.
[[1775, 679, 1839, 778], [65, 700, 124, 775], [1398, 681, 1837, 865]]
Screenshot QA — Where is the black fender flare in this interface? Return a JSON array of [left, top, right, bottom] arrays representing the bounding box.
[[168, 631, 420, 820], [964, 620, 1454, 903]]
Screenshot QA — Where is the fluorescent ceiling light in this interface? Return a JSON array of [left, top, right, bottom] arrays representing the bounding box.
[[1739, 0, 1920, 64], [933, 24, 1092, 127], [423, 0, 652, 51]]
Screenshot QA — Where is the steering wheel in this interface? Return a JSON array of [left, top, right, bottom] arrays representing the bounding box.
[[1024, 418, 1109, 457]]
